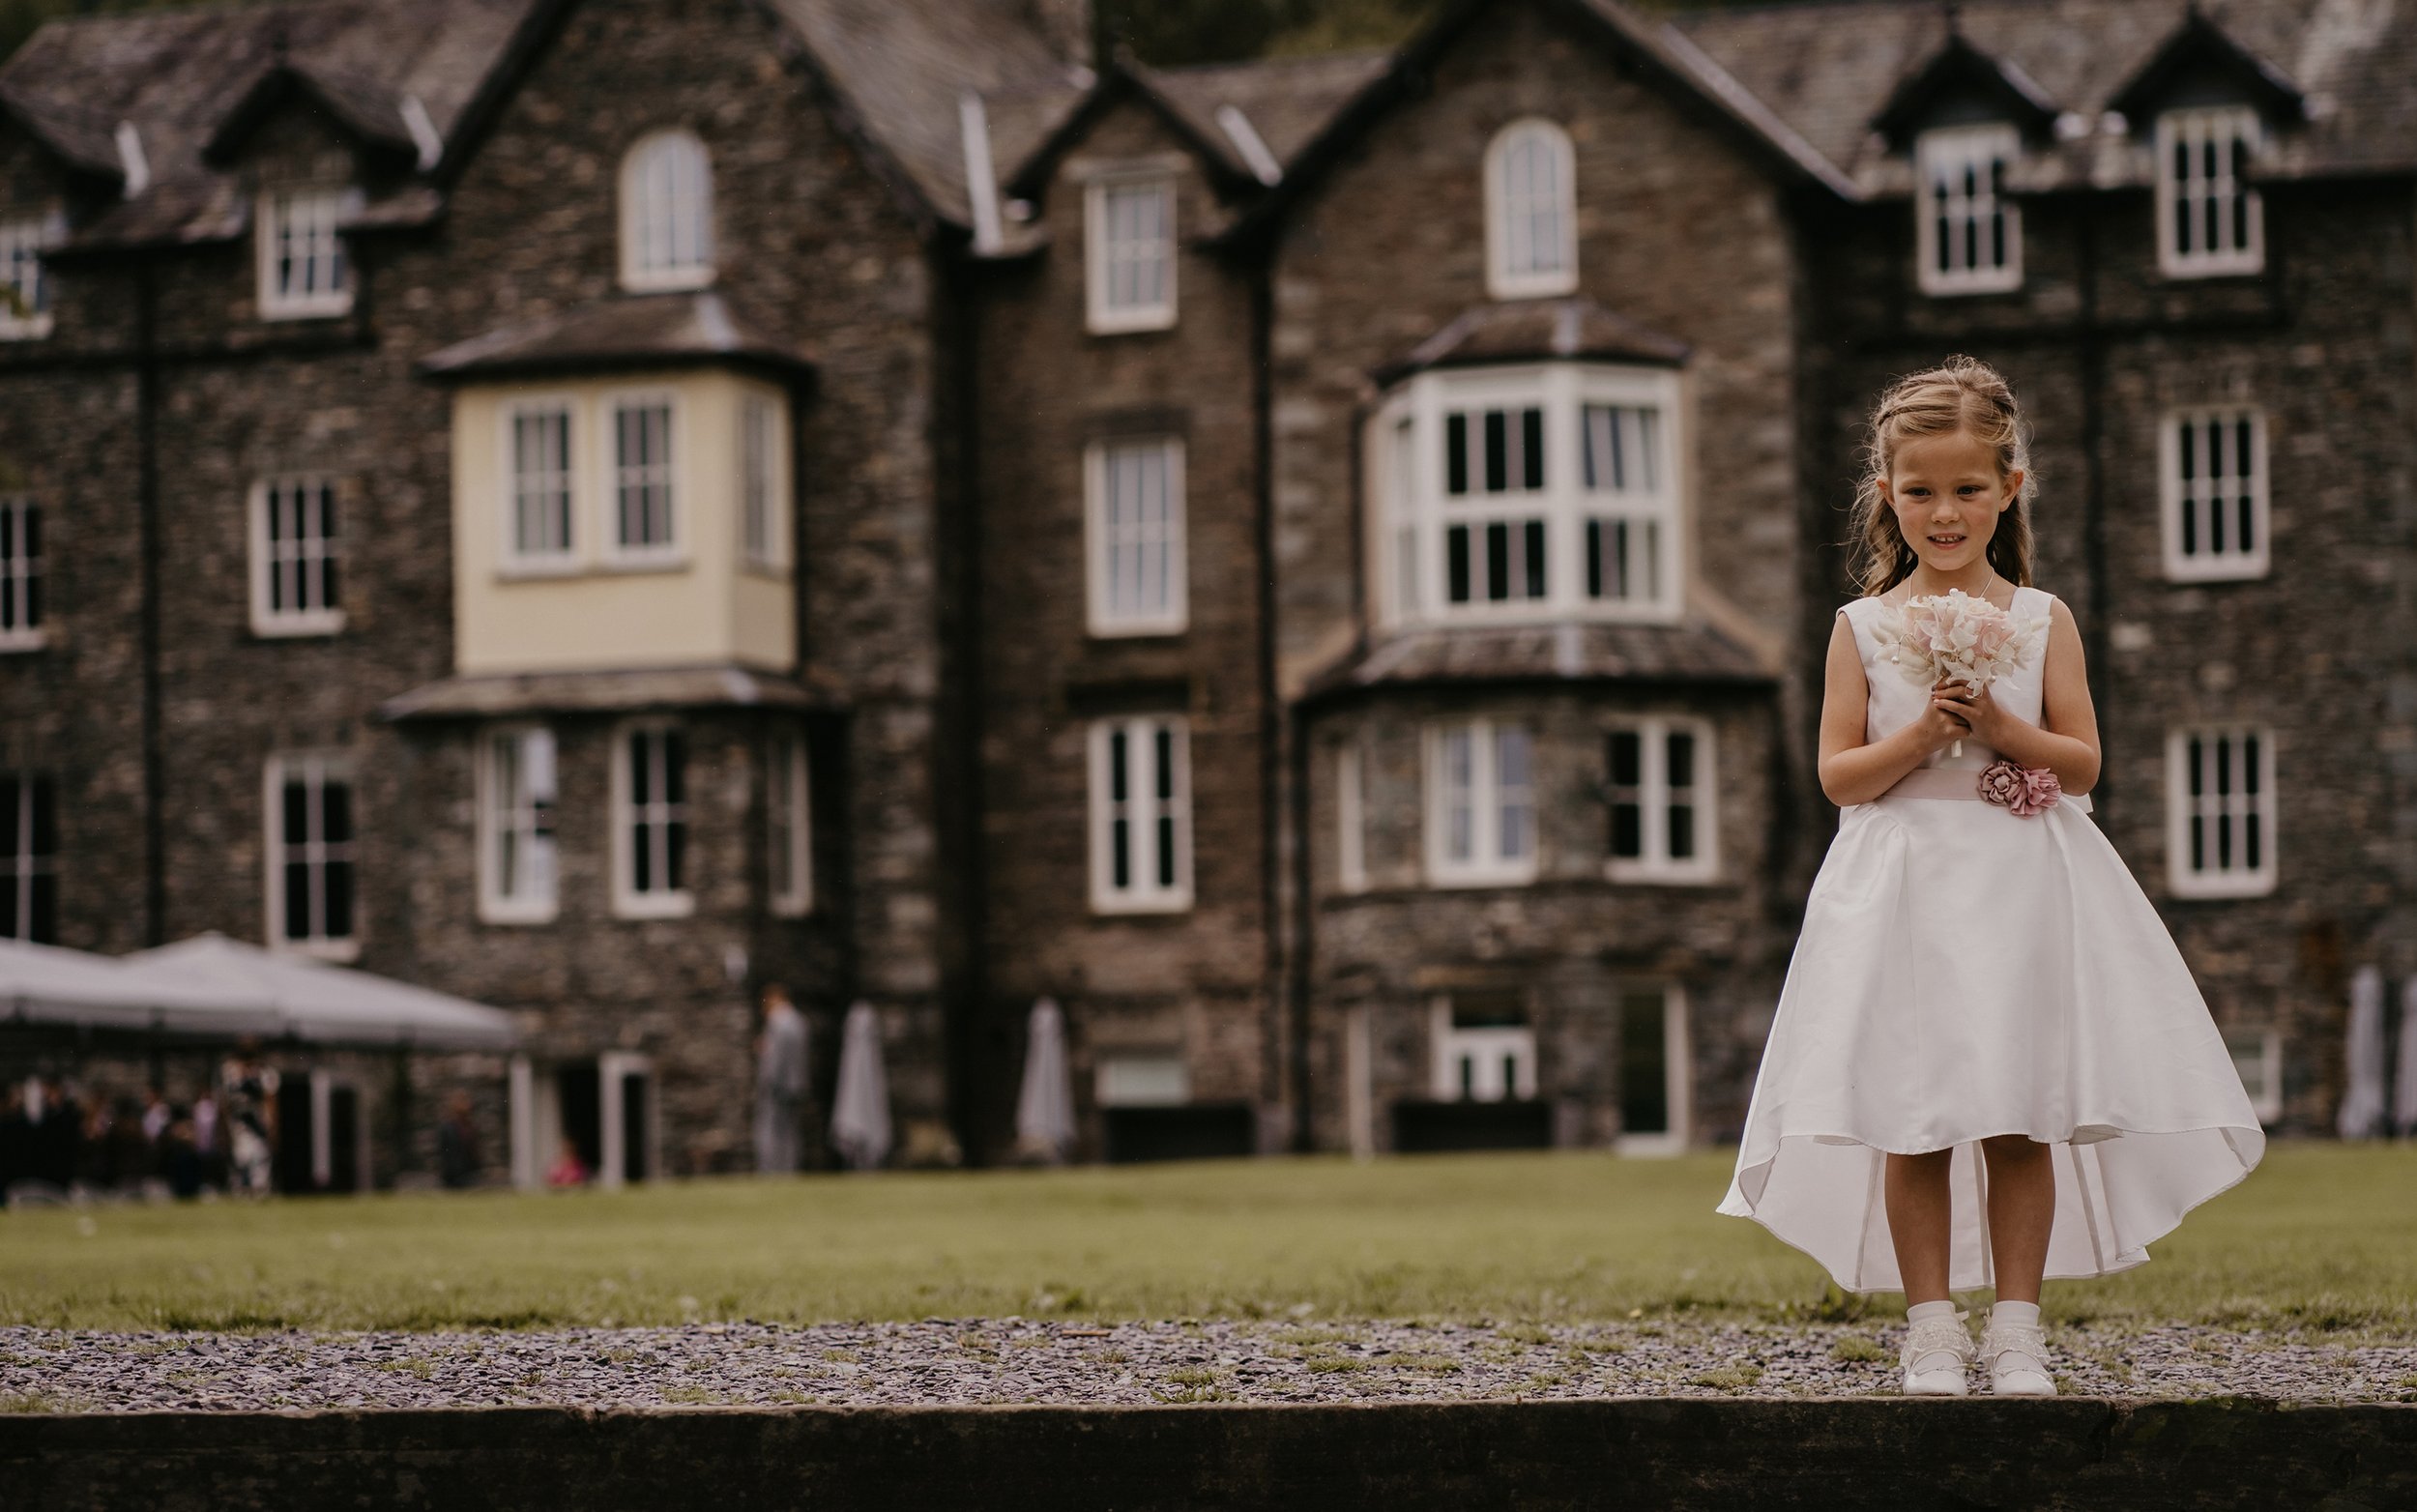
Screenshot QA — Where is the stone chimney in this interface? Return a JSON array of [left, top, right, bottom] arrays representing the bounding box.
[[1025, 0, 1094, 70]]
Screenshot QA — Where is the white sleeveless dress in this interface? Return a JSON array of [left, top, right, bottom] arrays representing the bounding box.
[[1714, 584, 2265, 1294]]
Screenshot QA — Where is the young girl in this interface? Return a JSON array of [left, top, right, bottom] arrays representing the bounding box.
[[1714, 356, 2266, 1397]]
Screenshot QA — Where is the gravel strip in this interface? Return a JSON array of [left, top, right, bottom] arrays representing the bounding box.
[[4, 1320, 2413, 1413]]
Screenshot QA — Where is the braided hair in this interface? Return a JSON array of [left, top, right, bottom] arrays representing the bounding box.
[[1846, 354, 2038, 598]]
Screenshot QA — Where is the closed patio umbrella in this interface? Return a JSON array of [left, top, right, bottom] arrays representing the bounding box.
[[2337, 964, 2387, 1141], [1013, 997, 1076, 1163], [830, 1000, 891, 1170], [2395, 975, 2417, 1141]]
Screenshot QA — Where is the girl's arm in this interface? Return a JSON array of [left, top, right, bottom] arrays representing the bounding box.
[[1948, 596, 2102, 795], [1817, 611, 1967, 806]]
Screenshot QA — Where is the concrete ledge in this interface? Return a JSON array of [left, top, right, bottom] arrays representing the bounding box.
[[5, 1398, 2412, 1509]]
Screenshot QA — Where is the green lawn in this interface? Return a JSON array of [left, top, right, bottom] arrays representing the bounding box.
[[3, 1140, 2410, 1335]]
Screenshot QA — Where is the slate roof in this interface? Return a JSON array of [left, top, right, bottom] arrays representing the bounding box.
[[1150, 49, 1395, 175], [1668, 0, 2417, 193], [418, 291, 816, 383], [1378, 298, 1693, 383], [1302, 620, 1776, 702]]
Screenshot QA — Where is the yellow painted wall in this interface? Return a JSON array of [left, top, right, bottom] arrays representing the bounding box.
[[450, 369, 796, 676]]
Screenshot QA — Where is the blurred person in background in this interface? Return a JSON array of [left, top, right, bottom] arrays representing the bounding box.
[[437, 1090, 480, 1189], [753, 982, 809, 1174]]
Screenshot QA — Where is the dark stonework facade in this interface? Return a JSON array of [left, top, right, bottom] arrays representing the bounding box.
[[2, 0, 2409, 1184]]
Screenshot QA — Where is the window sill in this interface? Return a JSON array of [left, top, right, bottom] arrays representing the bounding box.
[[1424, 870, 1540, 890], [0, 317, 55, 341], [613, 891, 696, 920], [1089, 896, 1195, 917], [2168, 873, 2277, 900], [770, 896, 813, 920], [1085, 620, 1189, 641], [2161, 560, 2269, 584], [258, 300, 356, 323], [621, 266, 716, 294], [479, 903, 561, 927], [0, 631, 46, 654], [248, 614, 348, 639], [2156, 260, 2265, 282], [1605, 862, 1722, 887], [1086, 310, 1178, 336], [1485, 274, 1580, 303], [273, 937, 361, 965], [1915, 278, 2024, 299]]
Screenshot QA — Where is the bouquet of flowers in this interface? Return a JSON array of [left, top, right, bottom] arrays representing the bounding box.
[[1871, 588, 2048, 757]]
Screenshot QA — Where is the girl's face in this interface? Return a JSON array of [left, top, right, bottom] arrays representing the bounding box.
[[1878, 427, 2024, 577]]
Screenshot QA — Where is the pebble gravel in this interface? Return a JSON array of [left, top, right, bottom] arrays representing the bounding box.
[[6, 1319, 2415, 1412]]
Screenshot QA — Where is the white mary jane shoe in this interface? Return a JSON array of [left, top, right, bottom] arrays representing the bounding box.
[[1978, 1316, 2056, 1397], [1899, 1308, 1976, 1396]]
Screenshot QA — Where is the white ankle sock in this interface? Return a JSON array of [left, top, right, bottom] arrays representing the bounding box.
[[1990, 1300, 2041, 1328], [1907, 1299, 1958, 1323]]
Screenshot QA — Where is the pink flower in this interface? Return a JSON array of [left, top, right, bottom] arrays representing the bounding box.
[[1977, 758, 2060, 817]]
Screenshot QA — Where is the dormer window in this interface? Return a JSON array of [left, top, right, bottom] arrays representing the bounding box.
[[620, 130, 715, 292], [257, 188, 359, 319], [1372, 363, 1683, 630], [0, 207, 65, 340], [1915, 124, 2021, 295], [1484, 121, 1577, 300], [2157, 105, 2262, 276], [1085, 176, 1176, 334]]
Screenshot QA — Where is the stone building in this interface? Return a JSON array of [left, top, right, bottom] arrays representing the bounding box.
[[0, 0, 2406, 1182]]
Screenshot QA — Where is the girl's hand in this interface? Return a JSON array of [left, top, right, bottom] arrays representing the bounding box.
[[1932, 675, 2003, 748], [1915, 677, 1976, 754]]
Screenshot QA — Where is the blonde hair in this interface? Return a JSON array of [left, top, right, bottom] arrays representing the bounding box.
[[1847, 354, 2037, 597]]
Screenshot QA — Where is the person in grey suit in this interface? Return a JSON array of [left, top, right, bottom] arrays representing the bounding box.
[[753, 983, 809, 1174]]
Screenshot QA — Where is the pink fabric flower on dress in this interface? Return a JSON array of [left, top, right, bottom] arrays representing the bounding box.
[[1977, 758, 2060, 816]]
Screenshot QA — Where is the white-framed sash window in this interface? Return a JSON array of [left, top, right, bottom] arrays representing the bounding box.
[[1915, 124, 2022, 295], [2224, 1027, 2284, 1124], [2156, 106, 2263, 277], [0, 207, 65, 339], [620, 129, 715, 292], [0, 495, 42, 649], [604, 392, 680, 566], [1430, 993, 1537, 1101], [767, 724, 811, 916], [2167, 724, 2276, 897], [1096, 1049, 1190, 1107], [249, 477, 343, 635], [1377, 363, 1683, 628], [478, 725, 558, 923], [503, 398, 577, 570], [612, 721, 691, 917], [266, 751, 358, 960], [1484, 119, 1578, 300], [1425, 717, 1536, 887], [1088, 713, 1191, 913], [1335, 736, 1368, 895], [1605, 716, 1715, 882], [1613, 981, 1692, 1155], [1, 771, 57, 944], [2160, 407, 2268, 579], [739, 391, 790, 573], [1085, 177, 1176, 334], [1085, 436, 1187, 635], [257, 188, 359, 318]]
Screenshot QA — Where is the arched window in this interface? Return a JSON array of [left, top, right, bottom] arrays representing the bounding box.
[[620, 129, 714, 291], [1484, 121, 1576, 300]]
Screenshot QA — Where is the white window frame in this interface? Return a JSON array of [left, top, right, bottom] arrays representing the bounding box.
[[600, 389, 683, 569], [264, 751, 359, 962], [2224, 1026, 2284, 1124], [1084, 435, 1187, 636], [477, 724, 559, 924], [0, 494, 43, 651], [1429, 994, 1537, 1102], [738, 390, 791, 575], [0, 206, 65, 340], [2155, 106, 2263, 278], [2166, 724, 2277, 898], [1095, 1049, 1190, 1107], [1612, 981, 1693, 1157], [255, 187, 360, 319], [1084, 175, 1177, 334], [1, 771, 57, 943], [611, 720, 693, 918], [1915, 123, 2023, 296], [1484, 119, 1578, 300], [1374, 363, 1684, 629], [248, 476, 345, 636], [1335, 736, 1368, 895], [1423, 717, 1537, 887], [767, 723, 811, 917], [2159, 406, 2269, 580], [499, 395, 580, 575], [619, 129, 715, 292], [1087, 713, 1192, 914], [1604, 715, 1717, 884]]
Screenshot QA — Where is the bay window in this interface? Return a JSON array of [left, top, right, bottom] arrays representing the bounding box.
[[1374, 363, 1683, 627]]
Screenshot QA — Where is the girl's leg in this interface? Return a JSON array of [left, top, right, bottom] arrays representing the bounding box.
[[1977, 1134, 2055, 1304], [1882, 1148, 1955, 1304]]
